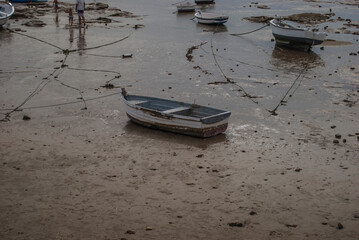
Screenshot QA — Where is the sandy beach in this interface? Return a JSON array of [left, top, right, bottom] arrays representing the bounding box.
[[1, 0, 358, 239]]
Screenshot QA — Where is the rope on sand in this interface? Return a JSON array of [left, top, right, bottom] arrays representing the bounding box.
[[208, 23, 315, 116], [67, 31, 133, 53], [0, 92, 121, 111], [268, 55, 315, 116], [230, 24, 269, 36], [7, 28, 63, 51]]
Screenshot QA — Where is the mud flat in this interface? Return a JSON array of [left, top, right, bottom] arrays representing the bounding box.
[[1, 0, 359, 239]]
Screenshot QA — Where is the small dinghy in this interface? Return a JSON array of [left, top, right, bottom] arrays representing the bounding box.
[[194, 11, 229, 24], [270, 17, 327, 47], [0, 1, 14, 27], [121, 89, 231, 138], [176, 1, 196, 12]]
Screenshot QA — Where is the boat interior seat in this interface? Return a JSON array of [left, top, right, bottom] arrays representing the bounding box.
[[130, 100, 149, 105], [162, 106, 191, 114]]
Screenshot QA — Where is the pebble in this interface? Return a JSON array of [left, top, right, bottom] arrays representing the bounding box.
[[228, 222, 244, 227], [23, 115, 31, 121], [337, 223, 344, 229]]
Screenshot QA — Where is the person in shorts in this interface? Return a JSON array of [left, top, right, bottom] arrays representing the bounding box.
[[76, 0, 85, 26], [68, 8, 74, 26]]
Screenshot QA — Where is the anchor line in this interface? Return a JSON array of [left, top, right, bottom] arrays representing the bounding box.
[[2, 27, 134, 122], [209, 35, 271, 112], [67, 32, 133, 53], [0, 92, 121, 111], [268, 54, 317, 115], [0, 53, 71, 121], [230, 23, 269, 36], [7, 28, 63, 51]]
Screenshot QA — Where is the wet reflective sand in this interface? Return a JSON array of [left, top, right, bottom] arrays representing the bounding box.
[[0, 0, 358, 239]]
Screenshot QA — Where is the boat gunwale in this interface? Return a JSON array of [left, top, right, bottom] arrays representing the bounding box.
[[195, 12, 229, 20], [0, 2, 15, 20], [270, 19, 307, 32], [122, 94, 230, 124]]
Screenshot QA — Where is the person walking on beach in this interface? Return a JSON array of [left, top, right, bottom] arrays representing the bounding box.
[[53, 0, 58, 11], [76, 0, 85, 26], [68, 8, 74, 26]]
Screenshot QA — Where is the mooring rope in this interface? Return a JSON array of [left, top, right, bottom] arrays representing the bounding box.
[[0, 92, 121, 111], [268, 53, 316, 116], [208, 24, 272, 111], [230, 23, 269, 36], [205, 22, 317, 116], [7, 28, 63, 51], [67, 32, 133, 53], [0, 53, 70, 121]]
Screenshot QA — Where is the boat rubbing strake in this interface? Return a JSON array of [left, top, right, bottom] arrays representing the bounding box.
[[121, 89, 231, 138]]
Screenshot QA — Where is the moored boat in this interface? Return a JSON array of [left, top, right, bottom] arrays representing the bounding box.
[[194, 11, 228, 24], [270, 17, 327, 47], [121, 89, 231, 138], [0, 1, 14, 27], [176, 1, 196, 12]]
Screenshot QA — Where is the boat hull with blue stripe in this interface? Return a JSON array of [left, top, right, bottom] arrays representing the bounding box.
[[195, 11, 228, 25], [121, 89, 231, 138]]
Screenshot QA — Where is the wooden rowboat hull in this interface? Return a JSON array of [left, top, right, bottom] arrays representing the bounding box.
[[122, 89, 231, 138], [126, 113, 228, 138]]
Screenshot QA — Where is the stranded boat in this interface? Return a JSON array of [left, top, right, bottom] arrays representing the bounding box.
[[121, 89, 231, 138], [176, 1, 196, 12], [0, 1, 14, 27], [194, 11, 229, 24], [270, 17, 327, 47]]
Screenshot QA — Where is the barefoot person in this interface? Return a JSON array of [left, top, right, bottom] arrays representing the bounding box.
[[68, 8, 74, 26], [76, 0, 85, 26], [53, 0, 58, 11]]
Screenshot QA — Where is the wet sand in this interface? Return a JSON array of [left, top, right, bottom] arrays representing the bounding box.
[[1, 0, 359, 239]]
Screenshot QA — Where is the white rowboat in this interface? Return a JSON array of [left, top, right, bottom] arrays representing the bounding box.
[[270, 18, 327, 47], [195, 11, 229, 25], [176, 1, 196, 12], [121, 89, 231, 138], [0, 1, 15, 27]]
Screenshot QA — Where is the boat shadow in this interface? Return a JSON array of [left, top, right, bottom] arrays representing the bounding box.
[[196, 23, 228, 33], [123, 120, 228, 149], [269, 44, 324, 72]]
